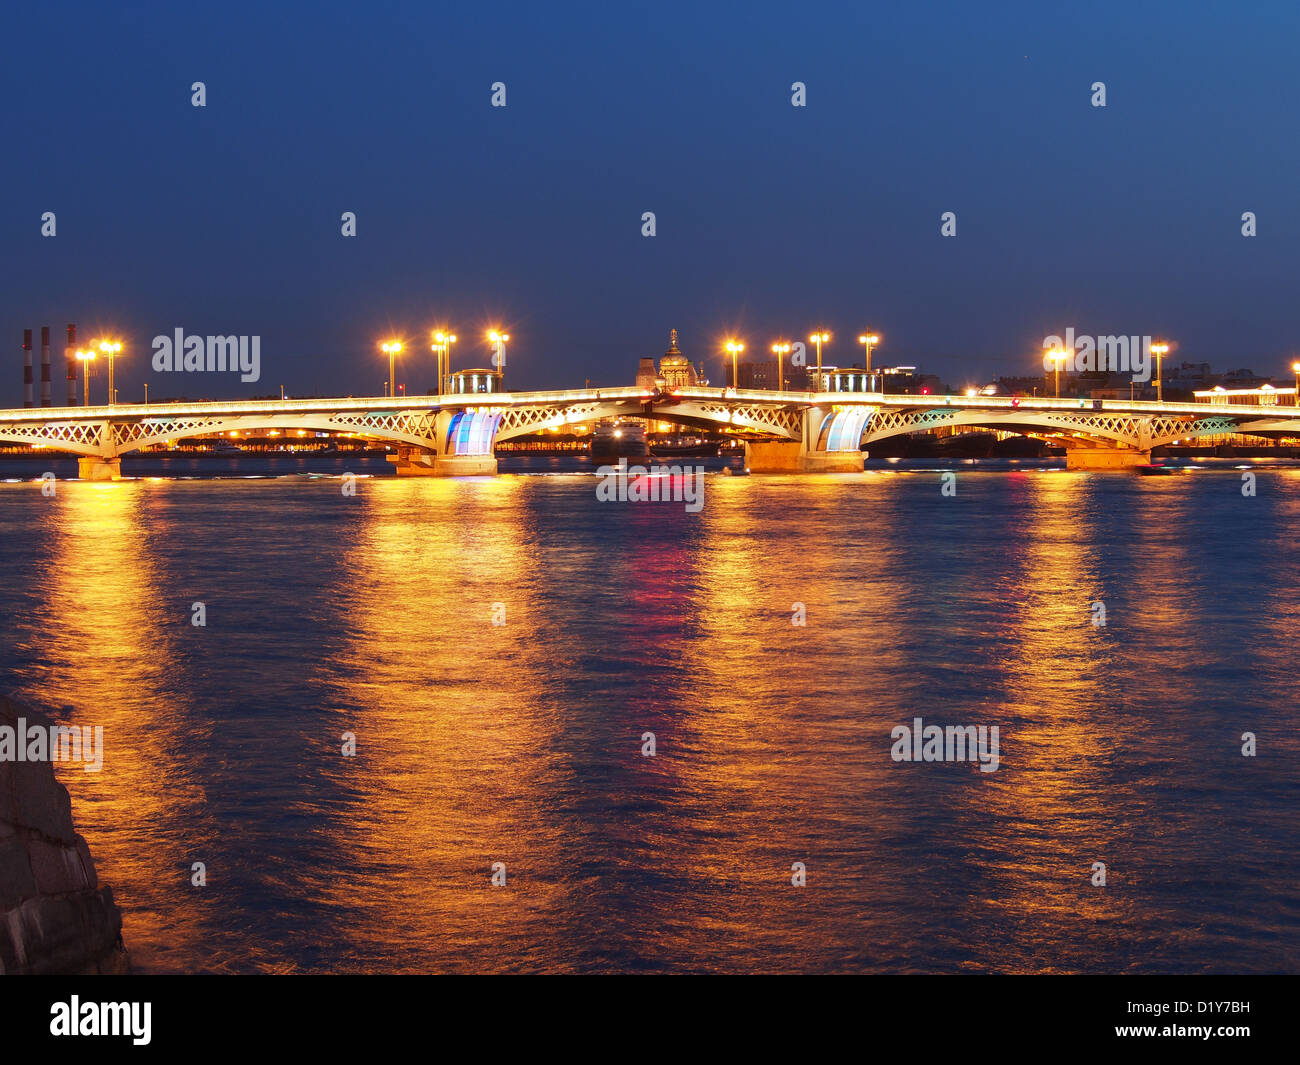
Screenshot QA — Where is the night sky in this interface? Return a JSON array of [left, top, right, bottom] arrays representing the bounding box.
[[3, 0, 1298, 403]]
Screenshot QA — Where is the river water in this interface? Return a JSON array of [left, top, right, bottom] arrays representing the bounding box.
[[0, 454, 1296, 973]]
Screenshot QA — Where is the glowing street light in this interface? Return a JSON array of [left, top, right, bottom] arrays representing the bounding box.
[[432, 331, 457, 394], [75, 349, 96, 405], [1291, 360, 1299, 406], [1048, 347, 1069, 398], [380, 339, 403, 398], [1151, 340, 1170, 403], [809, 331, 830, 390], [724, 339, 745, 388], [771, 341, 791, 391], [95, 339, 123, 406], [858, 332, 881, 390], [488, 330, 509, 386]]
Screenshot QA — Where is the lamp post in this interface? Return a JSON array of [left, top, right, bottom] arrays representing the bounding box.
[[724, 339, 745, 388], [1151, 340, 1170, 403], [859, 332, 880, 391], [488, 330, 509, 387], [1291, 361, 1299, 406], [96, 340, 122, 406], [380, 340, 402, 398], [432, 332, 457, 394], [771, 342, 790, 391], [75, 349, 95, 405], [1049, 347, 1068, 398], [809, 331, 829, 391]]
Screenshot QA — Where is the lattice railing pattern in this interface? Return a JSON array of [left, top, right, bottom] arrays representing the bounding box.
[[863, 408, 953, 441], [1145, 416, 1239, 448], [326, 411, 441, 440], [497, 403, 608, 436], [113, 417, 227, 449], [0, 402, 1262, 460], [0, 420, 110, 456], [691, 403, 803, 437], [863, 408, 1250, 449]]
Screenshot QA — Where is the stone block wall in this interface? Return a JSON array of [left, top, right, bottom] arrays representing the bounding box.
[[0, 694, 130, 974]]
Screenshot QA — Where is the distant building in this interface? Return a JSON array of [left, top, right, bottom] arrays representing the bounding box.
[[635, 357, 658, 391], [1195, 384, 1298, 407], [1166, 361, 1215, 390], [871, 366, 944, 394], [636, 330, 708, 390], [632, 330, 710, 433], [1218, 367, 1273, 390], [737, 358, 781, 390], [996, 375, 1051, 396], [736, 360, 944, 393], [658, 330, 707, 388]]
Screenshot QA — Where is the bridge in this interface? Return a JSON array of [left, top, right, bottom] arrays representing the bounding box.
[[1, 385, 1298, 479]]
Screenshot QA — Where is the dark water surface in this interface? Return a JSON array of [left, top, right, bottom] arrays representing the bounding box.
[[0, 455, 1297, 973]]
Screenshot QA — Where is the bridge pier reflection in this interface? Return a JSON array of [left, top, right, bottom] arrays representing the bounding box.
[[1064, 447, 1150, 470], [744, 439, 864, 473], [385, 445, 497, 477]]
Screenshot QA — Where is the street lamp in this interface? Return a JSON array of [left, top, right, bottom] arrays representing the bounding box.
[[809, 331, 830, 390], [75, 349, 96, 405], [771, 342, 791, 391], [488, 330, 509, 386], [1291, 360, 1299, 406], [95, 339, 122, 405], [1151, 340, 1170, 403], [724, 339, 745, 388], [380, 339, 403, 398], [432, 331, 457, 394], [859, 332, 881, 391], [1048, 347, 1069, 398]]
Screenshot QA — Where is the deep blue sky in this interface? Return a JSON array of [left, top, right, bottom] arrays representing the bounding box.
[[3, 0, 1299, 403]]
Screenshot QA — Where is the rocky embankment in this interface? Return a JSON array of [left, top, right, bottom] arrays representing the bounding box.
[[0, 694, 129, 974]]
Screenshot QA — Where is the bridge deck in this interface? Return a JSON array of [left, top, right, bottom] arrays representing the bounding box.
[[0, 387, 1296, 423]]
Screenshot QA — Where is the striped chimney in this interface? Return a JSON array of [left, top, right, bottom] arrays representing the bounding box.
[[66, 323, 77, 405], [22, 329, 33, 408], [40, 326, 51, 407]]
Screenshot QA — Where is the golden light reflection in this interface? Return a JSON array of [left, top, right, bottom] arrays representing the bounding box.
[[308, 476, 573, 971], [30, 482, 215, 970]]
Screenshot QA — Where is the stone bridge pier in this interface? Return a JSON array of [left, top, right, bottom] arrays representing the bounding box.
[[76, 456, 124, 481], [1062, 446, 1150, 470], [744, 406, 866, 473], [386, 408, 499, 476]]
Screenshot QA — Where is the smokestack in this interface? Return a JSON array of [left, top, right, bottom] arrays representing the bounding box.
[[22, 329, 33, 408], [40, 327, 51, 407], [66, 323, 77, 406]]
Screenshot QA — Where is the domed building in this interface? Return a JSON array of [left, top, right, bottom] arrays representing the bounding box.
[[632, 330, 711, 436], [647, 329, 708, 389]]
